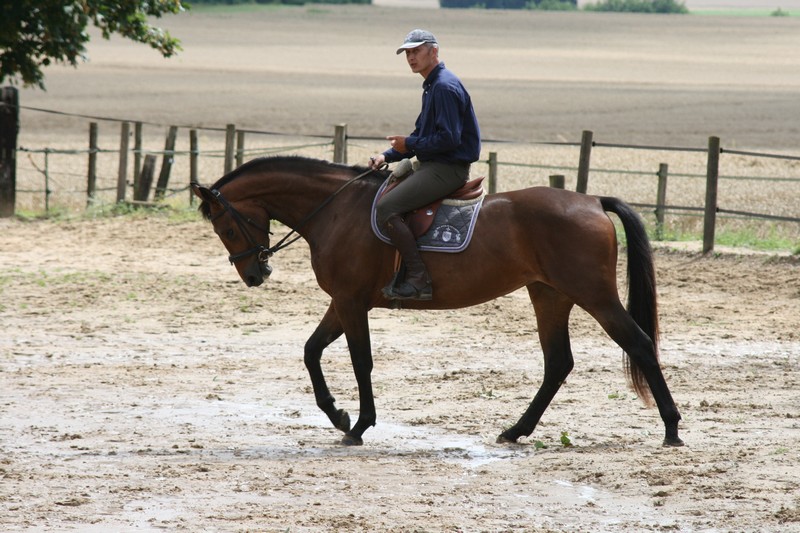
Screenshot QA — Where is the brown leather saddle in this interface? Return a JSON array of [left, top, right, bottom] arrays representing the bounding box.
[[378, 176, 486, 238]]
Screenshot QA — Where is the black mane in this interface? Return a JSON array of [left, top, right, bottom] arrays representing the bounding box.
[[199, 155, 388, 219], [209, 155, 383, 191]]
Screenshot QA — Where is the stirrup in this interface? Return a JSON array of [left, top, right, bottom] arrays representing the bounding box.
[[382, 280, 432, 301]]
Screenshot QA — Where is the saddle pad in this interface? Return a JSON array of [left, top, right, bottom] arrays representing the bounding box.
[[371, 178, 485, 253]]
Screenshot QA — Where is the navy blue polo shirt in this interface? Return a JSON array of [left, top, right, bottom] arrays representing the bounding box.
[[383, 62, 481, 165]]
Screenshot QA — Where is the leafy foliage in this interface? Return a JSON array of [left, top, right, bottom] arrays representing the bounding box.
[[583, 0, 688, 13], [442, 0, 577, 7], [528, 0, 578, 10], [0, 1, 185, 89]]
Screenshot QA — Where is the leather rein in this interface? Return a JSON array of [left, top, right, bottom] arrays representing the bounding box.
[[210, 165, 384, 266]]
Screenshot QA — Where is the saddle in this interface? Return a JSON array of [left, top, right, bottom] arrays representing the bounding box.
[[378, 175, 486, 238]]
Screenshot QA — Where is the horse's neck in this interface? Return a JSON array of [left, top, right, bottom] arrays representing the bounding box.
[[249, 170, 363, 231]]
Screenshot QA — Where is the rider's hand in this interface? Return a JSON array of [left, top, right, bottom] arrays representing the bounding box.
[[386, 135, 408, 154], [368, 154, 386, 169]]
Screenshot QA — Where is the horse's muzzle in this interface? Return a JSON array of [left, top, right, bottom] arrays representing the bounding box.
[[243, 259, 272, 288]]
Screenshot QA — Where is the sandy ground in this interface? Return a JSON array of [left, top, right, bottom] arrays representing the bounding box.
[[3, 6, 800, 532], [1, 214, 799, 532]]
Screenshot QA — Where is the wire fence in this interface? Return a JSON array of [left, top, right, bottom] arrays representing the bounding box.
[[4, 101, 800, 251], [488, 149, 800, 208]]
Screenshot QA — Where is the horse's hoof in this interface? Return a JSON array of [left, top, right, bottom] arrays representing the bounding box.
[[496, 433, 518, 444], [341, 434, 363, 446], [335, 409, 351, 433], [663, 436, 685, 447]]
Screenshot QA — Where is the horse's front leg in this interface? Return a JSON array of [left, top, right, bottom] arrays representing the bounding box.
[[304, 302, 350, 434], [334, 299, 375, 446]]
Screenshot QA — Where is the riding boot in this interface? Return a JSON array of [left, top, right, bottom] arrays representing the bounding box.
[[382, 215, 433, 301]]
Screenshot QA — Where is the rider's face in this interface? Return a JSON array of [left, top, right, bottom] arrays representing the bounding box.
[[405, 44, 438, 78]]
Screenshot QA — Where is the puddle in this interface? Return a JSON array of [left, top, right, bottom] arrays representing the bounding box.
[[547, 479, 683, 530], [365, 419, 532, 468], [69, 396, 538, 470]]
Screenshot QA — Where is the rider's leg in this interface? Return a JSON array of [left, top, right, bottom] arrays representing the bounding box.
[[383, 214, 432, 300], [376, 161, 469, 301]]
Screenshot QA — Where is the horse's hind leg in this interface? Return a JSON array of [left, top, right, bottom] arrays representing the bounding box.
[[592, 304, 683, 447], [498, 284, 575, 444], [304, 302, 351, 434]]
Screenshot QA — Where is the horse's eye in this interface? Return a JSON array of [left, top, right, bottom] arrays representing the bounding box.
[[225, 229, 236, 240]]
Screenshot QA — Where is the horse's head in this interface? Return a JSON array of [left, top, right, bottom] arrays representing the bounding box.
[[192, 183, 273, 287]]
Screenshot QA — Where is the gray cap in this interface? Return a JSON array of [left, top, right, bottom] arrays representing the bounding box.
[[396, 29, 438, 55]]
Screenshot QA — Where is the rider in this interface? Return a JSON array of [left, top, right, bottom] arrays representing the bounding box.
[[369, 29, 481, 301]]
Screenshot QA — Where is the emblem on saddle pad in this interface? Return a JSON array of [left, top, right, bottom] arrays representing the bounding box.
[[371, 165, 486, 253], [432, 224, 461, 244]]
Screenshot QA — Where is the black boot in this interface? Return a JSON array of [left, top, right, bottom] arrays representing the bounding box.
[[382, 215, 432, 301]]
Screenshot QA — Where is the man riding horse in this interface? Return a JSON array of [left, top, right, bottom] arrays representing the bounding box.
[[369, 29, 481, 302]]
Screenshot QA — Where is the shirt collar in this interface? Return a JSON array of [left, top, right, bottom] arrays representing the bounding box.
[[422, 62, 445, 90]]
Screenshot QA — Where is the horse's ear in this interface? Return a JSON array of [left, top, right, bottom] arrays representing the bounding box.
[[191, 183, 218, 205]]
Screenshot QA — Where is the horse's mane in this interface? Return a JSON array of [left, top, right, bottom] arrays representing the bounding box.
[[200, 155, 388, 218]]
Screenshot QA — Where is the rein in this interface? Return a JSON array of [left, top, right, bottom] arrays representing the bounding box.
[[212, 165, 384, 265]]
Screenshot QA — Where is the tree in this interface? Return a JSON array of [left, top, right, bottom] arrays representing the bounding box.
[[0, 1, 185, 89]]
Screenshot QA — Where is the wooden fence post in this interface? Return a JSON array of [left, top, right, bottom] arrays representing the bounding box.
[[155, 125, 178, 201], [576, 130, 593, 194], [43, 149, 51, 213], [703, 136, 720, 254], [236, 130, 245, 167], [116, 122, 130, 202], [87, 122, 98, 206], [549, 174, 565, 189], [487, 152, 497, 194], [655, 163, 669, 241], [333, 124, 347, 164], [190, 129, 198, 206], [133, 121, 142, 195], [136, 154, 157, 201], [0, 86, 18, 217], [224, 124, 235, 174]]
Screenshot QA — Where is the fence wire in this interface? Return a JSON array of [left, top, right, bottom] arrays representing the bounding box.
[[8, 104, 800, 231]]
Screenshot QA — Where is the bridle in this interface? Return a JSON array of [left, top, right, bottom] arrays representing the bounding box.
[[210, 188, 274, 267], [209, 164, 384, 269]]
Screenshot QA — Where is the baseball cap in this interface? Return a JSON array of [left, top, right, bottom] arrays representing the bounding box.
[[396, 29, 438, 55]]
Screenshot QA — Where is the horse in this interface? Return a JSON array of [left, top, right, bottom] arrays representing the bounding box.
[[192, 155, 684, 448]]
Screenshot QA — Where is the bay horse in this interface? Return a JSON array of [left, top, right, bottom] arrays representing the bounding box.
[[193, 156, 683, 447]]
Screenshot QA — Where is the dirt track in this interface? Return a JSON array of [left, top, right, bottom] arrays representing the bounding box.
[[1, 214, 799, 531], [4, 5, 800, 532]]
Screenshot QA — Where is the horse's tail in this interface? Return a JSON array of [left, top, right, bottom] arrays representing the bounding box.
[[600, 196, 658, 406]]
